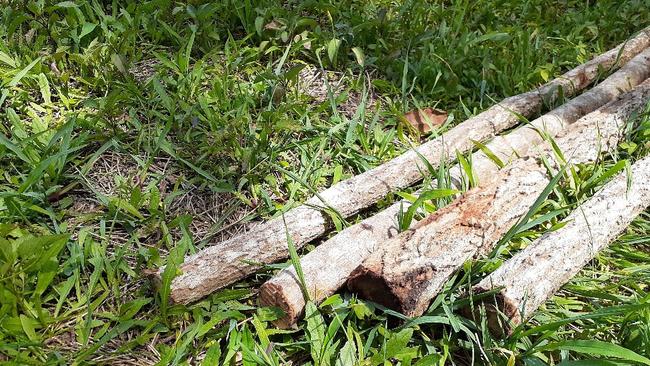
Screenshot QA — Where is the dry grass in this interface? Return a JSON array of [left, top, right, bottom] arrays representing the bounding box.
[[297, 64, 380, 118]]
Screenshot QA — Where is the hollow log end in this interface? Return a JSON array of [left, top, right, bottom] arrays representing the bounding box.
[[460, 287, 522, 338], [347, 265, 405, 314], [259, 282, 300, 329]]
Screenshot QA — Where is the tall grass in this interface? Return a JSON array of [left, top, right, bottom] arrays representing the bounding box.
[[0, 0, 648, 364]]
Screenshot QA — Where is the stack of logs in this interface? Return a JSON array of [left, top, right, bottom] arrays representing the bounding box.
[[152, 26, 650, 335]]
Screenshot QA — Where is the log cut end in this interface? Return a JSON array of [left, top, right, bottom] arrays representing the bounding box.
[[143, 269, 162, 290], [347, 266, 405, 314], [258, 282, 300, 329], [144, 269, 194, 305], [146, 269, 197, 305], [461, 287, 522, 338]]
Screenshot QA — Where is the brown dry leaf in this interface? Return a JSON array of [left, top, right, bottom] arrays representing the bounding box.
[[264, 20, 282, 31], [403, 108, 448, 134]]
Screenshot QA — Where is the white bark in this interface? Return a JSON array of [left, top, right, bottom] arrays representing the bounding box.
[[346, 81, 650, 318], [449, 47, 650, 185], [472, 155, 650, 336], [157, 28, 650, 305], [259, 50, 650, 327]]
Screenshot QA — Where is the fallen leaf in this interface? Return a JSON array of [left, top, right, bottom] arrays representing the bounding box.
[[264, 20, 282, 31], [403, 108, 448, 134]]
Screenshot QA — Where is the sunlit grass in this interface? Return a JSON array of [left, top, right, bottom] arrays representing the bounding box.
[[0, 0, 649, 364]]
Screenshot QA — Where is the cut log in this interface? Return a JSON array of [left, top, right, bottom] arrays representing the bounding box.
[[259, 50, 650, 328], [346, 81, 650, 318], [447, 45, 650, 185], [157, 28, 650, 305], [471, 155, 650, 337]]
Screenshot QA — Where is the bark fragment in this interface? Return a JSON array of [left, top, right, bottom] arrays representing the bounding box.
[[346, 81, 650, 318], [259, 50, 650, 327], [157, 28, 650, 305], [471, 155, 650, 337]]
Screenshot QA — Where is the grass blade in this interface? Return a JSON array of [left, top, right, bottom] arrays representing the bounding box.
[[283, 214, 309, 302], [537, 340, 650, 365]]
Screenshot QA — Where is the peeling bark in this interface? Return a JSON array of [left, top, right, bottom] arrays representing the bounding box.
[[259, 50, 650, 327], [471, 155, 650, 337], [157, 28, 650, 305], [346, 81, 650, 318]]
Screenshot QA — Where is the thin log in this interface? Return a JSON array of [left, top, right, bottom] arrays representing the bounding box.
[[471, 155, 650, 337], [157, 28, 650, 305], [346, 81, 650, 318], [259, 50, 650, 327]]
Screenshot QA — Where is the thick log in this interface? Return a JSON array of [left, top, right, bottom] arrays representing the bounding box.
[[471, 155, 650, 337], [346, 81, 650, 318], [259, 50, 650, 327], [158, 28, 650, 305]]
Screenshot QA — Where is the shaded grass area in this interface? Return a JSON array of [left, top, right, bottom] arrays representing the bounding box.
[[0, 0, 649, 364]]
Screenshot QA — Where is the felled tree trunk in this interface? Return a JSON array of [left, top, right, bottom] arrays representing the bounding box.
[[448, 46, 650, 185], [471, 155, 650, 337], [156, 28, 650, 305], [259, 50, 650, 327], [346, 81, 650, 318]]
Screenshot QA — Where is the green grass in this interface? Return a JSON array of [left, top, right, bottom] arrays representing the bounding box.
[[1, 0, 649, 364]]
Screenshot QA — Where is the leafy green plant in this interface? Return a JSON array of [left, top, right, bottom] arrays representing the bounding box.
[[1, 0, 649, 364]]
